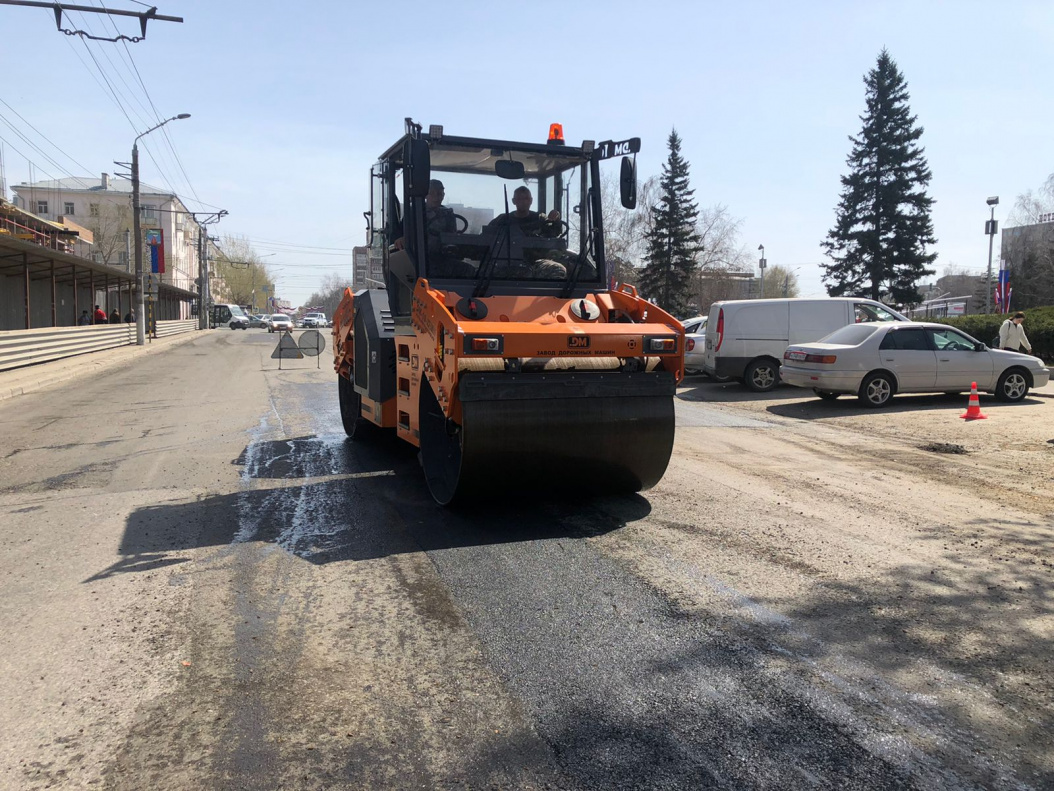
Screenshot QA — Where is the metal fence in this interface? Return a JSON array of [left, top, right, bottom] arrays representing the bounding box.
[[0, 320, 198, 372]]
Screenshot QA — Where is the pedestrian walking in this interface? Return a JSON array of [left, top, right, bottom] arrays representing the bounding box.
[[124, 311, 135, 323], [109, 308, 121, 324], [93, 304, 107, 324], [77, 310, 92, 326], [998, 311, 1033, 354]]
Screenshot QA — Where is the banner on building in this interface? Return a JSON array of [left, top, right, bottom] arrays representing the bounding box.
[[146, 228, 165, 275]]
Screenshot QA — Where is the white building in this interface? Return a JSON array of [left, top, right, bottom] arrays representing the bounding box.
[[11, 174, 203, 319]]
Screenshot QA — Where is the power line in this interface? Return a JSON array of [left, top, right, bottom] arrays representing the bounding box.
[[90, 0, 203, 209], [0, 99, 96, 185]]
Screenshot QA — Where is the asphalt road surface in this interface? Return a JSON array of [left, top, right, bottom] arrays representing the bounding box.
[[1, 330, 1050, 790]]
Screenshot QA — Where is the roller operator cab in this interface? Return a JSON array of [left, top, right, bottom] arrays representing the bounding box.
[[333, 120, 684, 505]]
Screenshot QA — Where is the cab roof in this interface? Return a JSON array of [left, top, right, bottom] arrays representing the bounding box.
[[380, 133, 591, 177]]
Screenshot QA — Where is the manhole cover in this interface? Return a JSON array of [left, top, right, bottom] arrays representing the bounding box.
[[920, 442, 968, 455]]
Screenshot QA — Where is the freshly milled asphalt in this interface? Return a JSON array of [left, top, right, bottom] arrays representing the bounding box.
[[1, 330, 1047, 790]]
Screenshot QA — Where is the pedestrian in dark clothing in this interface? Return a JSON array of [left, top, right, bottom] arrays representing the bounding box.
[[109, 309, 121, 324], [124, 311, 135, 323], [77, 310, 92, 326]]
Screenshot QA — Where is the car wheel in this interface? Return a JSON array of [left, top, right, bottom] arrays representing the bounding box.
[[858, 371, 895, 408], [744, 358, 779, 393], [995, 368, 1030, 402], [814, 389, 839, 401]]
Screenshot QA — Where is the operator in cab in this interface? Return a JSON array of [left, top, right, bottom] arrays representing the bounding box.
[[486, 186, 568, 279], [394, 179, 455, 252], [486, 186, 561, 238]]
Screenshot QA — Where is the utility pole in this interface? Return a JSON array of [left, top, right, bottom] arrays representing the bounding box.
[[131, 113, 190, 345], [984, 196, 999, 314], [757, 244, 766, 298], [132, 142, 144, 344]]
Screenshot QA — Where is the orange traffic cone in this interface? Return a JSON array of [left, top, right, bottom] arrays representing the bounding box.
[[960, 382, 987, 420]]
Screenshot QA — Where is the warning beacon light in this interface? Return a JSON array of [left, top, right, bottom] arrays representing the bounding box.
[[547, 123, 565, 146]]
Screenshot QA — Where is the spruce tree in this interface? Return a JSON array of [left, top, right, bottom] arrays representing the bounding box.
[[640, 130, 702, 316], [822, 50, 937, 304]]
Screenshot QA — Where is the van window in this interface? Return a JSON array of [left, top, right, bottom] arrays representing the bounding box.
[[854, 302, 902, 323], [230, 305, 247, 318], [820, 324, 879, 346]]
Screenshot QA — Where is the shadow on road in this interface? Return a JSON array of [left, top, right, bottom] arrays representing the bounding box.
[[87, 432, 652, 581], [765, 392, 1045, 421]]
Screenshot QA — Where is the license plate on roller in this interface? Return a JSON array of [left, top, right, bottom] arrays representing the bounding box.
[[787, 350, 807, 361]]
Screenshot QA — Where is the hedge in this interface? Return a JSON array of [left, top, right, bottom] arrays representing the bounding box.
[[929, 306, 1054, 362]]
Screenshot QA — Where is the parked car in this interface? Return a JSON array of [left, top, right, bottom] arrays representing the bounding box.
[[267, 314, 293, 333], [683, 316, 706, 373], [249, 314, 269, 328], [301, 313, 330, 328], [703, 297, 907, 392], [780, 321, 1049, 407]]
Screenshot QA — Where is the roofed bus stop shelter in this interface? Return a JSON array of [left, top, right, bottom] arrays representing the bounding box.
[[0, 202, 197, 331], [0, 200, 200, 373]]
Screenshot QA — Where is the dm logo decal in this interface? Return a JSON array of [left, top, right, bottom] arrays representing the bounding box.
[[567, 335, 591, 349]]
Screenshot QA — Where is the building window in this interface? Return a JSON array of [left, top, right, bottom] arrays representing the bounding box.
[[36, 200, 48, 214], [64, 202, 75, 215], [118, 251, 128, 265], [89, 203, 99, 217], [142, 204, 156, 219]]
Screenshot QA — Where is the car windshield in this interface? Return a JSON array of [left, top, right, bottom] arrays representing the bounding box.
[[230, 305, 248, 318], [414, 146, 599, 285], [272, 315, 289, 321], [820, 324, 880, 345]]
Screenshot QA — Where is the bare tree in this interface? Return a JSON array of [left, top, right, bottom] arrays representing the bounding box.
[[600, 173, 658, 285], [1007, 173, 1054, 225], [691, 205, 754, 313], [86, 201, 132, 267], [760, 265, 801, 298], [304, 273, 355, 317], [1003, 173, 1054, 308], [212, 236, 275, 308]]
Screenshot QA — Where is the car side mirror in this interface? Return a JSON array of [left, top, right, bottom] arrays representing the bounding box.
[[975, 342, 986, 352]]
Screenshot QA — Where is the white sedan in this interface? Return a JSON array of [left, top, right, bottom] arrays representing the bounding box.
[[683, 316, 706, 373], [780, 321, 1049, 407]]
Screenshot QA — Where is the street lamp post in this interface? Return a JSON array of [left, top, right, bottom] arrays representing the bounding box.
[[984, 196, 999, 314], [757, 244, 766, 298], [132, 113, 190, 345]]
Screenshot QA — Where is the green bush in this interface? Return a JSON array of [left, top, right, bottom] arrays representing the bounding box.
[[930, 306, 1054, 362]]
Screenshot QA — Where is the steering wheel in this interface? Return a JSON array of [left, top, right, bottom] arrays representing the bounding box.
[[452, 213, 468, 234]]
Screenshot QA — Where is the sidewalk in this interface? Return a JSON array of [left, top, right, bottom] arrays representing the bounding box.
[[0, 330, 202, 402]]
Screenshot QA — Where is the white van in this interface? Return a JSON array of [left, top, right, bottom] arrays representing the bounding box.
[[210, 303, 250, 330], [703, 298, 907, 391]]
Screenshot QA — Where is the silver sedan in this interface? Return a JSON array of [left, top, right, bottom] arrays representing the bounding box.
[[780, 321, 1049, 407]]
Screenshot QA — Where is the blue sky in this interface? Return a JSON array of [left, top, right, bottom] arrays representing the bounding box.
[[2, 0, 1052, 306]]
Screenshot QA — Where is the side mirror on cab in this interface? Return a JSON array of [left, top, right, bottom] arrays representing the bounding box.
[[406, 138, 431, 198], [620, 156, 637, 210]]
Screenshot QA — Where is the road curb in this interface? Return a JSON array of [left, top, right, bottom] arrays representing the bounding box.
[[0, 330, 203, 403]]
